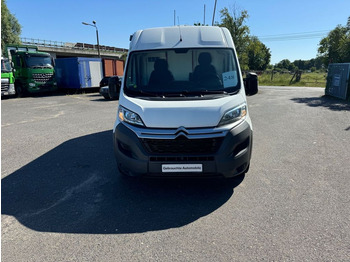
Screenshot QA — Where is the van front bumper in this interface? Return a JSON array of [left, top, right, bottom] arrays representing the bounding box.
[[113, 121, 253, 178]]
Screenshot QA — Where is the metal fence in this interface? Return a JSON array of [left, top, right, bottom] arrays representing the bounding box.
[[21, 38, 66, 48], [20, 37, 128, 54]]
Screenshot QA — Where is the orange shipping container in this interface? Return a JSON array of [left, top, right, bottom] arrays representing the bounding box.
[[103, 59, 124, 77], [116, 60, 124, 76]]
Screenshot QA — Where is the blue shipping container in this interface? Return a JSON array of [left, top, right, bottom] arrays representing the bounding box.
[[55, 57, 103, 89]]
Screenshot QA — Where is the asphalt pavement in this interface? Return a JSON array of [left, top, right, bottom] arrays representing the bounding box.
[[1, 87, 350, 261]]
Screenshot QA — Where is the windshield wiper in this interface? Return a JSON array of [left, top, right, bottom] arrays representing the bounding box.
[[201, 90, 228, 94], [127, 89, 232, 98], [160, 90, 229, 97], [162, 93, 186, 97], [182, 90, 229, 96], [128, 89, 162, 97]]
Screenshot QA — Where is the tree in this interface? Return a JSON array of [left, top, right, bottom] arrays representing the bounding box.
[[293, 60, 304, 70], [247, 36, 271, 70], [318, 17, 350, 66], [218, 6, 271, 71], [292, 57, 323, 71], [275, 59, 292, 71], [1, 0, 22, 55], [219, 6, 250, 70]]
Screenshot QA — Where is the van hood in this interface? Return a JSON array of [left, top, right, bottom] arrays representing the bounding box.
[[119, 93, 246, 128]]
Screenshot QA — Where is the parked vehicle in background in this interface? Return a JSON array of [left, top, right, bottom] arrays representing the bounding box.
[[99, 76, 111, 99], [99, 76, 111, 87], [1, 57, 15, 96], [6, 45, 57, 96], [113, 26, 258, 179], [99, 76, 122, 100], [55, 57, 103, 89]]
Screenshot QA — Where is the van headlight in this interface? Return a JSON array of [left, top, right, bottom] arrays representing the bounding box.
[[218, 104, 247, 126], [118, 106, 145, 126]]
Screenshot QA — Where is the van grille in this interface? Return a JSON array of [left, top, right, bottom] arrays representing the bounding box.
[[141, 136, 223, 154]]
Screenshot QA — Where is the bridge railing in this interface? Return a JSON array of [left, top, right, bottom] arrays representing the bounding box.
[[20, 37, 127, 53]]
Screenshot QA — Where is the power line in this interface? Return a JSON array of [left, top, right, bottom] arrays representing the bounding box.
[[258, 30, 330, 42], [259, 30, 330, 37]]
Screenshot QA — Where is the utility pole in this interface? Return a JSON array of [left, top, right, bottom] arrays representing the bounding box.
[[212, 0, 217, 26]]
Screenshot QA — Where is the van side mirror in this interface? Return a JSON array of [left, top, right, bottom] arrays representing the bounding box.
[[244, 72, 258, 96], [108, 76, 121, 99]]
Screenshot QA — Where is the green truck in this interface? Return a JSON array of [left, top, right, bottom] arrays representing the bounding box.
[[1, 57, 15, 96], [6, 45, 57, 96]]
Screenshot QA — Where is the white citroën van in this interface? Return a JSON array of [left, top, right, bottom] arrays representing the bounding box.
[[113, 26, 258, 178]]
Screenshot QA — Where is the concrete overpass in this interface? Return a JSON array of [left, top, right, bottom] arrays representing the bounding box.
[[20, 37, 128, 59]]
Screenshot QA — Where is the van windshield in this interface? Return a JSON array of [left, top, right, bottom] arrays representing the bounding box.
[[124, 48, 240, 97]]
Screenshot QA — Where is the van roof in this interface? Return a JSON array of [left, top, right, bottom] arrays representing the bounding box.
[[130, 26, 234, 51]]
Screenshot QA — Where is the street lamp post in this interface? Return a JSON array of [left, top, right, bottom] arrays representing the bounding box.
[[82, 20, 100, 58]]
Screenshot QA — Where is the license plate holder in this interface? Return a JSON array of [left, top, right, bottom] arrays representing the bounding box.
[[162, 164, 203, 173]]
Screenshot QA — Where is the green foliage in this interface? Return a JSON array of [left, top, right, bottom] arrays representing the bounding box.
[[247, 36, 271, 70], [219, 6, 250, 70], [318, 17, 350, 66], [292, 57, 323, 71], [275, 59, 294, 71], [274, 57, 324, 72], [218, 6, 271, 71], [1, 0, 22, 55]]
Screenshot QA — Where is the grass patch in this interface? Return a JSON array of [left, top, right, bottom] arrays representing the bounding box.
[[258, 72, 327, 87]]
